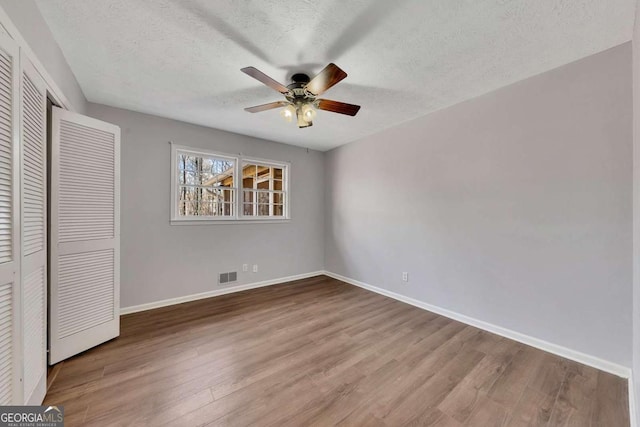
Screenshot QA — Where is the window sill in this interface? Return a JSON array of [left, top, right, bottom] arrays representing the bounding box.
[[170, 218, 291, 226]]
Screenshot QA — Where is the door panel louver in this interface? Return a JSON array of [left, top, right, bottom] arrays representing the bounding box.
[[50, 107, 120, 364], [58, 249, 114, 338], [59, 120, 114, 243], [20, 59, 47, 404], [21, 72, 44, 256], [22, 267, 44, 399], [0, 50, 12, 265], [0, 281, 12, 405]]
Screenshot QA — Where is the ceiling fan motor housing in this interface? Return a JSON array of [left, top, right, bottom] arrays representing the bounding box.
[[287, 73, 314, 100], [291, 73, 310, 84]]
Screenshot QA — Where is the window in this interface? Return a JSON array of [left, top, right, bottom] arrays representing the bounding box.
[[241, 162, 286, 217], [171, 144, 289, 223], [177, 151, 236, 218]]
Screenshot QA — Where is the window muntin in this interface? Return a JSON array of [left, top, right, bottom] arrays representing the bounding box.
[[171, 144, 289, 222]]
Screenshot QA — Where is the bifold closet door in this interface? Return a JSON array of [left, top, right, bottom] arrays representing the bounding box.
[[0, 34, 20, 405], [49, 107, 120, 364], [20, 58, 47, 405]]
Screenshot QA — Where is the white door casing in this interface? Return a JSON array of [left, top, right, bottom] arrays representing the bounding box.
[[49, 107, 120, 364]]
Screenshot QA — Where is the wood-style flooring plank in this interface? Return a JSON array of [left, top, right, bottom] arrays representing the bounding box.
[[591, 370, 630, 427], [438, 350, 517, 423], [43, 275, 630, 426], [547, 365, 598, 426], [508, 386, 556, 426]]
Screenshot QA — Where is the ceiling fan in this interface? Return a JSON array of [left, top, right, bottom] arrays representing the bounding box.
[[241, 63, 361, 128]]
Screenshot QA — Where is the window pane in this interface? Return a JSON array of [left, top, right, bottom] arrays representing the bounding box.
[[257, 191, 269, 204], [179, 200, 197, 216], [179, 185, 234, 217], [212, 158, 234, 175], [176, 151, 236, 219], [273, 192, 284, 204], [199, 158, 215, 183], [273, 205, 284, 216], [178, 155, 196, 185], [257, 166, 270, 179], [223, 203, 233, 216], [242, 190, 256, 216], [242, 164, 256, 188], [178, 186, 196, 216], [199, 201, 213, 216], [205, 175, 232, 188], [258, 204, 269, 216], [274, 180, 283, 191], [178, 152, 234, 185], [202, 159, 233, 187], [180, 155, 198, 174], [179, 171, 195, 185], [274, 168, 283, 179]]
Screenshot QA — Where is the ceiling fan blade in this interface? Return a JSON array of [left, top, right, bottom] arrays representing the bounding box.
[[316, 99, 361, 116], [244, 101, 289, 113], [241, 67, 291, 95], [305, 63, 347, 96]]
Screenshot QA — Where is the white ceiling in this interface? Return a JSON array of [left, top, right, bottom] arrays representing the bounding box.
[[36, 0, 635, 151]]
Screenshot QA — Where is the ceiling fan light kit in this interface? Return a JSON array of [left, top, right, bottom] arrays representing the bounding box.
[[280, 104, 296, 122], [241, 63, 361, 128]]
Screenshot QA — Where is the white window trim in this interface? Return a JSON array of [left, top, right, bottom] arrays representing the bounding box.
[[170, 143, 291, 225]]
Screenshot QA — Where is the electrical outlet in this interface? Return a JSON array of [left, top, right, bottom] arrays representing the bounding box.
[[402, 272, 409, 282], [242, 264, 248, 272], [252, 264, 258, 273]]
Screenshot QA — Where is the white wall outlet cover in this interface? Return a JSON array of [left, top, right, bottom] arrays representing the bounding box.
[[252, 264, 258, 273], [242, 264, 248, 272], [402, 272, 409, 282]]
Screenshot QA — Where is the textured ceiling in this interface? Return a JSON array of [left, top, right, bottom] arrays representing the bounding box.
[[36, 0, 635, 151]]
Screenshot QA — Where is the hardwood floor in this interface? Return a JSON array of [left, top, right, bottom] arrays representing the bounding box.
[[44, 275, 629, 426]]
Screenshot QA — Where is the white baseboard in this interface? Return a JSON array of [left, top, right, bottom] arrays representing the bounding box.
[[323, 270, 632, 379], [120, 271, 324, 315]]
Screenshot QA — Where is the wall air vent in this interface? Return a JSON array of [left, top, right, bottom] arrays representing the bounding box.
[[219, 271, 238, 285]]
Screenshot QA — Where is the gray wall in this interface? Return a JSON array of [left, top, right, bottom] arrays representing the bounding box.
[[0, 0, 86, 113], [87, 103, 325, 309], [325, 43, 633, 367], [633, 0, 640, 422]]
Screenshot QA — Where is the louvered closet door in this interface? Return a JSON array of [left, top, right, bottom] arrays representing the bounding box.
[[21, 58, 46, 404], [0, 34, 21, 405], [49, 107, 120, 364]]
